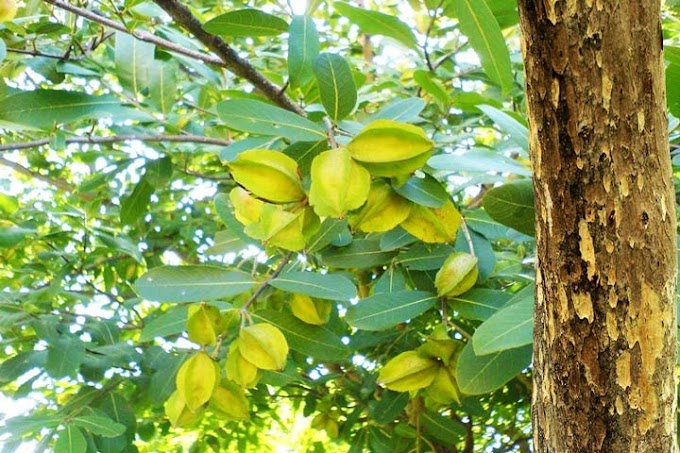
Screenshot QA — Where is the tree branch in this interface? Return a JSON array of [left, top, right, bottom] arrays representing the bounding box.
[[0, 156, 75, 190], [151, 0, 305, 115], [0, 134, 232, 152]]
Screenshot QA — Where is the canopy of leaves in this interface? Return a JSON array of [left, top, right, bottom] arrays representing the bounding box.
[[1, 1, 679, 452]]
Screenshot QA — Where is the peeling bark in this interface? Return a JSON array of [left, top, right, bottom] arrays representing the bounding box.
[[517, 1, 678, 451]]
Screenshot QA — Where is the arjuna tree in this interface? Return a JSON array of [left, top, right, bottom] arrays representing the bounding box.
[[0, 0, 679, 452]]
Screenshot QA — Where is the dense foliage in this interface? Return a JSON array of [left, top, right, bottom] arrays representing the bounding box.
[[0, 1, 679, 452]]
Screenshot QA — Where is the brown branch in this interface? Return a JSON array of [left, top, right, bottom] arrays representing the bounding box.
[[240, 252, 294, 314], [151, 0, 305, 115], [42, 0, 224, 67], [0, 156, 75, 191], [0, 134, 232, 152]]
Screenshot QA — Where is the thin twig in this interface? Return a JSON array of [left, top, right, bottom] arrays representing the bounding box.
[[240, 252, 294, 314], [151, 0, 305, 115], [0, 134, 232, 152], [0, 156, 74, 190], [459, 216, 476, 257]]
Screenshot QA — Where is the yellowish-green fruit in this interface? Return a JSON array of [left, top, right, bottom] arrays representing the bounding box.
[[230, 187, 264, 225], [164, 390, 204, 427], [435, 252, 479, 297], [348, 119, 433, 163], [308, 148, 371, 218], [228, 149, 304, 203], [0, 0, 17, 22], [225, 340, 261, 388], [210, 381, 250, 421], [426, 365, 461, 404], [289, 293, 332, 325], [176, 351, 221, 411], [239, 323, 289, 370], [349, 181, 412, 232], [244, 203, 305, 251], [186, 303, 224, 346], [418, 338, 461, 366], [356, 150, 432, 177], [400, 200, 461, 243], [377, 350, 439, 392]]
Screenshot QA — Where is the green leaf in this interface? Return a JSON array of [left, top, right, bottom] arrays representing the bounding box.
[[254, 310, 350, 360], [216, 99, 326, 142], [371, 391, 409, 424], [214, 193, 258, 246], [373, 266, 408, 293], [420, 410, 466, 446], [288, 15, 320, 88], [115, 32, 154, 95], [3, 415, 61, 437], [0, 226, 34, 248], [482, 179, 535, 236], [334, 3, 419, 51], [149, 354, 185, 405], [205, 229, 249, 255], [396, 244, 455, 270], [148, 60, 177, 115], [667, 63, 680, 118], [472, 295, 533, 355], [447, 288, 512, 321], [368, 97, 426, 123], [0, 350, 46, 383], [477, 105, 529, 151], [314, 53, 357, 122], [345, 290, 437, 330], [0, 90, 137, 128], [54, 425, 87, 453], [306, 218, 349, 253], [413, 70, 450, 110], [46, 336, 85, 379], [139, 306, 189, 342], [96, 231, 143, 264], [135, 265, 256, 303], [145, 156, 173, 188], [322, 239, 398, 268], [0, 193, 18, 215], [428, 148, 530, 176], [204, 9, 288, 37], [393, 174, 449, 208], [456, 342, 532, 395], [452, 0, 513, 95], [283, 140, 330, 174], [270, 271, 357, 301], [72, 416, 126, 438], [119, 176, 154, 226], [379, 227, 417, 251], [0, 39, 6, 63]]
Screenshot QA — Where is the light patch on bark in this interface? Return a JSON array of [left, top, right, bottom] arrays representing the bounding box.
[[551, 78, 560, 108], [636, 174, 644, 192], [542, 0, 558, 24], [615, 351, 631, 389], [602, 73, 613, 110], [620, 176, 629, 196], [578, 220, 596, 279], [573, 292, 594, 322], [637, 110, 646, 132], [558, 285, 569, 322], [603, 173, 611, 193], [606, 310, 619, 340]]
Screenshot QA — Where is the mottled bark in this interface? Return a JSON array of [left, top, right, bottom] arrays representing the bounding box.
[[517, 1, 677, 451]]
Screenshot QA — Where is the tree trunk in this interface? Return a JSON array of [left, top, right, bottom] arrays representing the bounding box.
[[517, 1, 678, 451]]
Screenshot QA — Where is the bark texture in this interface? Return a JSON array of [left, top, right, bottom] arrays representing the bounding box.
[[517, 1, 678, 451]]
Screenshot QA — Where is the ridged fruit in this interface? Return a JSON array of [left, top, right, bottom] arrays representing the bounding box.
[[309, 148, 371, 218], [239, 323, 289, 370], [225, 340, 261, 388], [210, 380, 250, 421], [289, 294, 332, 325], [164, 390, 204, 427], [400, 200, 461, 243], [377, 350, 439, 392], [176, 351, 221, 411], [230, 187, 264, 226], [186, 303, 223, 347], [244, 204, 311, 251], [418, 338, 461, 366], [349, 181, 412, 232], [435, 252, 479, 297], [228, 149, 304, 203], [0, 0, 17, 22], [426, 365, 461, 404], [348, 119, 434, 176]]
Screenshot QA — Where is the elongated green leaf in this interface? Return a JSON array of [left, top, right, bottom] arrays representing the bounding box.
[[456, 342, 532, 395], [4, 415, 61, 437], [148, 61, 177, 115], [371, 391, 410, 424], [0, 91, 134, 128], [149, 354, 184, 405], [214, 193, 258, 246], [346, 291, 437, 331], [135, 265, 256, 302], [420, 410, 466, 446], [393, 174, 449, 208], [322, 239, 398, 268], [205, 229, 248, 255], [216, 99, 326, 142], [54, 425, 86, 453], [373, 266, 407, 294], [368, 97, 426, 123], [288, 15, 320, 88], [46, 336, 85, 379], [482, 180, 535, 236], [283, 140, 330, 174], [72, 416, 126, 438], [397, 244, 455, 271], [0, 226, 34, 248], [428, 148, 530, 176], [452, 0, 513, 95], [120, 177, 154, 226], [667, 63, 680, 118], [204, 9, 288, 37], [477, 105, 529, 151], [306, 218, 349, 253], [270, 271, 357, 301], [254, 310, 350, 360], [448, 288, 512, 321], [334, 3, 418, 51], [472, 295, 532, 355], [379, 227, 417, 251], [413, 70, 450, 109], [0, 350, 46, 383], [139, 306, 188, 342], [115, 32, 154, 95], [96, 231, 143, 264], [314, 53, 357, 122]]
